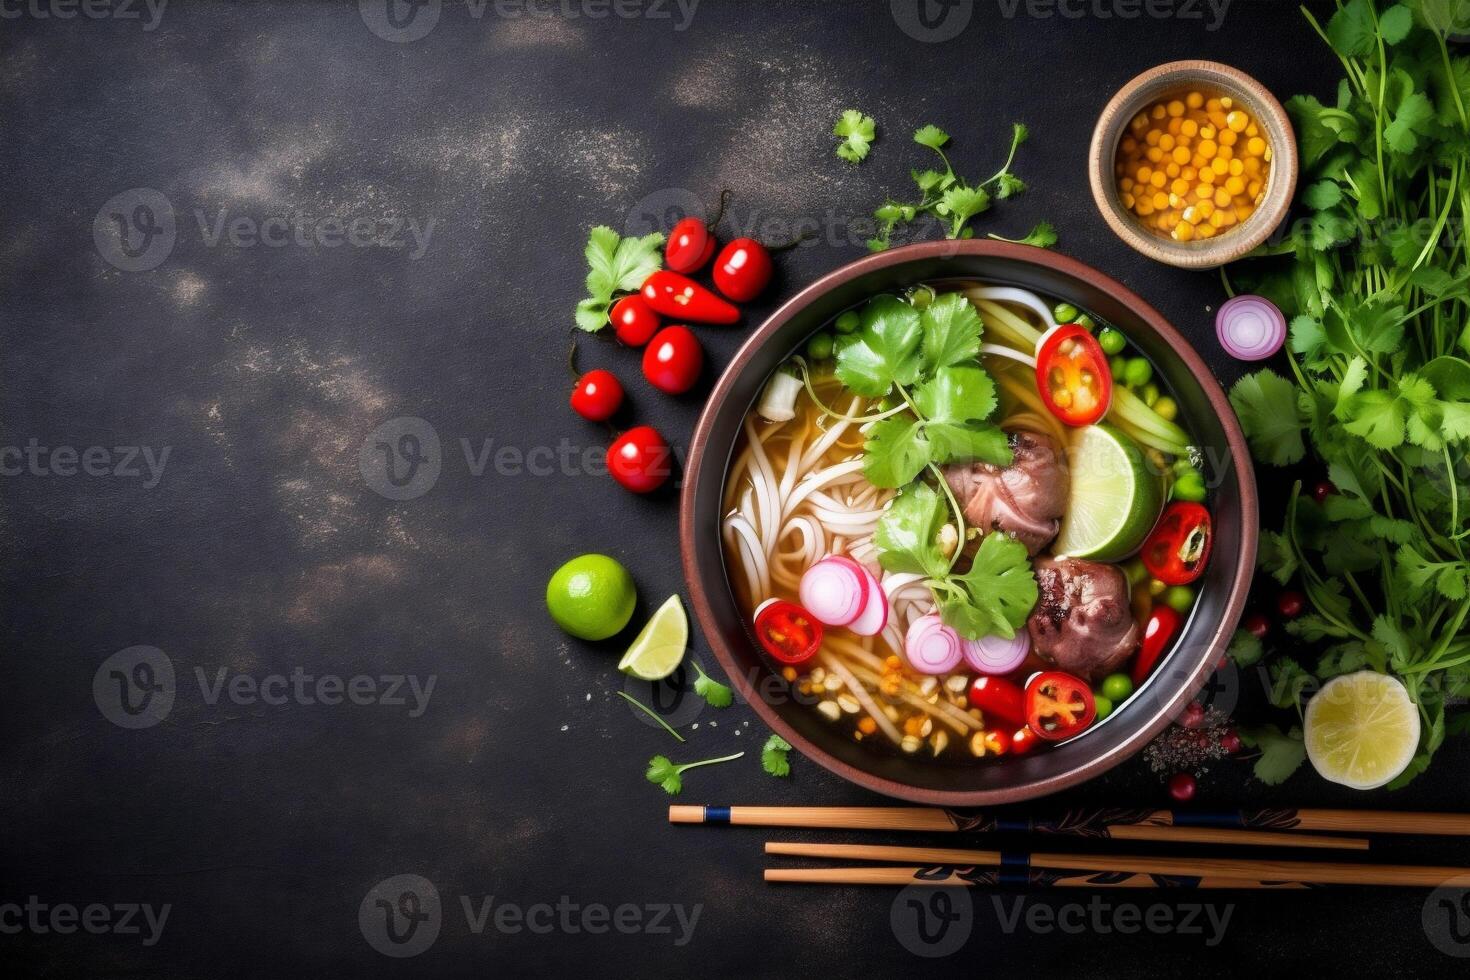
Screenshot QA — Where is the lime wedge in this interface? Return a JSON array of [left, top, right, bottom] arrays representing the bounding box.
[[1305, 671, 1421, 790], [1052, 424, 1163, 561], [618, 595, 688, 681]]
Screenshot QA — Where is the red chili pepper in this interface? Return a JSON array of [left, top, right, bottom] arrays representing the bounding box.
[[967, 675, 1027, 728], [753, 599, 822, 666], [1024, 671, 1097, 742], [640, 271, 740, 324], [1131, 605, 1182, 685], [1010, 725, 1042, 755], [1140, 502, 1213, 586], [983, 729, 1012, 756]]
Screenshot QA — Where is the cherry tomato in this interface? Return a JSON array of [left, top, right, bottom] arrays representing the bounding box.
[[642, 325, 704, 395], [1220, 729, 1243, 754], [1243, 613, 1270, 639], [753, 599, 822, 665], [1010, 725, 1041, 755], [1140, 502, 1213, 586], [665, 216, 717, 274], [1024, 671, 1097, 741], [606, 426, 672, 494], [569, 369, 623, 422], [1168, 772, 1197, 802], [1180, 701, 1205, 730], [967, 675, 1026, 727], [713, 238, 774, 303], [1311, 480, 1336, 504], [1131, 605, 1181, 685], [1035, 325, 1112, 426], [611, 295, 660, 347], [1277, 590, 1305, 619], [641, 271, 740, 324], [983, 729, 1012, 756]]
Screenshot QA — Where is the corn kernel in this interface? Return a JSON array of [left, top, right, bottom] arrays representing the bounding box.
[[1151, 104, 1167, 120], [1150, 171, 1167, 188], [1181, 119, 1198, 138], [1174, 222, 1195, 242], [1147, 146, 1164, 163], [1199, 124, 1217, 141], [1219, 129, 1238, 147], [1158, 133, 1175, 151], [1206, 97, 1222, 112], [1229, 158, 1245, 176], [1246, 122, 1259, 137], [1213, 187, 1232, 208], [1145, 129, 1161, 146], [1186, 91, 1204, 109], [1152, 191, 1169, 209], [1226, 110, 1248, 132], [1198, 139, 1218, 159], [1199, 168, 1216, 186], [1165, 162, 1181, 178], [1196, 199, 1216, 219], [1210, 157, 1229, 176], [1224, 175, 1246, 195], [1197, 222, 1217, 238], [1171, 145, 1191, 165], [1167, 117, 1183, 135], [1246, 136, 1266, 156]]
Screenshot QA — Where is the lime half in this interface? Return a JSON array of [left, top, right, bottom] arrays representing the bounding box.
[[1305, 671, 1421, 790], [1052, 424, 1164, 561], [618, 595, 688, 681]]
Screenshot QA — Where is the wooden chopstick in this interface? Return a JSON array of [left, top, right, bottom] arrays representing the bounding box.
[[764, 841, 1470, 888], [669, 805, 1369, 850], [763, 866, 1309, 889]]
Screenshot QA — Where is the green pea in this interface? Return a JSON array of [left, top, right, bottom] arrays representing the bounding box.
[[909, 286, 935, 310], [1100, 673, 1134, 702], [1141, 382, 1161, 406], [1074, 313, 1098, 333], [1097, 326, 1127, 355], [1123, 557, 1149, 589], [1124, 357, 1154, 388], [806, 332, 835, 361], [1093, 694, 1115, 720], [1052, 301, 1080, 324], [1153, 396, 1179, 421], [835, 310, 861, 334], [1109, 355, 1128, 379], [1173, 469, 1208, 502], [1164, 585, 1196, 614]]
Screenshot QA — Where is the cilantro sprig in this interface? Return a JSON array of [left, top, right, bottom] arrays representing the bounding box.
[[1226, 0, 1470, 787], [760, 734, 792, 777], [645, 751, 743, 795], [691, 661, 733, 708], [833, 110, 877, 164], [575, 226, 664, 332]]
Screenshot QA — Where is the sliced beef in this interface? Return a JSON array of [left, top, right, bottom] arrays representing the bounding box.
[[943, 429, 1069, 556], [1027, 556, 1140, 681]]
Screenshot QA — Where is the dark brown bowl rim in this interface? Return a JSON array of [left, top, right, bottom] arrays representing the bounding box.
[[679, 239, 1258, 805]]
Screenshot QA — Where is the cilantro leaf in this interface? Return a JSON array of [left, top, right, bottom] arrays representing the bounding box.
[[926, 424, 1012, 466], [913, 365, 998, 426], [1326, 0, 1377, 57], [644, 751, 743, 796], [1386, 88, 1435, 155], [1302, 180, 1344, 210], [875, 482, 950, 578], [760, 734, 792, 777], [938, 185, 991, 238], [576, 226, 664, 331], [1230, 371, 1306, 465], [942, 533, 1037, 640], [988, 221, 1056, 248], [691, 661, 733, 708], [834, 295, 924, 396], [1259, 529, 1299, 585], [863, 417, 929, 488], [919, 293, 984, 370], [1239, 724, 1307, 786], [834, 109, 877, 164], [913, 124, 950, 149], [1228, 629, 1264, 668], [1378, 3, 1415, 43]]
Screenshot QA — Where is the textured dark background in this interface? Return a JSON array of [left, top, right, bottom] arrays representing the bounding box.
[[4, 0, 1469, 976]]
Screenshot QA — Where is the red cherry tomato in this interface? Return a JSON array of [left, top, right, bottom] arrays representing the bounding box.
[[753, 599, 822, 666], [1168, 772, 1197, 802], [1140, 502, 1213, 586], [1180, 701, 1206, 730], [1311, 480, 1336, 504], [640, 271, 740, 324], [606, 426, 672, 494], [665, 217, 717, 274], [1243, 613, 1270, 639], [967, 675, 1026, 728], [1010, 725, 1041, 755], [642, 325, 704, 395], [1277, 590, 1305, 619], [1024, 671, 1097, 741], [611, 295, 660, 347], [569, 369, 623, 422], [1035, 325, 1112, 426], [713, 238, 774, 303], [1131, 605, 1181, 685], [1220, 729, 1243, 754], [983, 729, 1012, 756]]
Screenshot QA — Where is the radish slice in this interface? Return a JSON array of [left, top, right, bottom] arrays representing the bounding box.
[[799, 556, 868, 627], [904, 614, 963, 675], [962, 632, 1030, 675], [1216, 294, 1286, 361], [847, 564, 889, 637]]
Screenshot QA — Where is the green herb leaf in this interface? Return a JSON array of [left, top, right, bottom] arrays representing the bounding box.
[[863, 417, 930, 488], [577, 226, 664, 331], [1230, 371, 1306, 465], [942, 533, 1038, 640], [1239, 724, 1307, 786], [988, 221, 1057, 248], [919, 292, 985, 370], [875, 482, 951, 579], [1228, 629, 1264, 668], [913, 124, 951, 150], [761, 734, 793, 777], [645, 755, 683, 794], [834, 295, 924, 396], [692, 661, 734, 708], [834, 109, 877, 164]]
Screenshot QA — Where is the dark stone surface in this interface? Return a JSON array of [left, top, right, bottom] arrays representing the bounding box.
[[2, 0, 1466, 975]]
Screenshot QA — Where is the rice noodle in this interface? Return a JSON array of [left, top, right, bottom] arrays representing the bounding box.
[[963, 285, 1056, 328]]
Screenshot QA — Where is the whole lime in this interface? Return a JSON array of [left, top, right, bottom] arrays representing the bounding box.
[[546, 554, 637, 640]]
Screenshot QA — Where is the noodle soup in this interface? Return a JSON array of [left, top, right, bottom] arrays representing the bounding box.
[[722, 282, 1212, 762]]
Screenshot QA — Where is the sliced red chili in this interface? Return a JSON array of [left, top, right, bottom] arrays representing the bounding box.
[[1034, 325, 1112, 426], [753, 599, 822, 666], [1024, 671, 1097, 741], [1132, 605, 1181, 685], [1141, 502, 1213, 586]]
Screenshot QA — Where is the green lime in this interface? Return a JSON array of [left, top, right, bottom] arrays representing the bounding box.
[[1053, 424, 1164, 562], [618, 595, 688, 681], [546, 554, 636, 641]]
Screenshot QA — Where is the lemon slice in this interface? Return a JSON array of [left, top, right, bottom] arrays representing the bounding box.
[[618, 595, 688, 681], [1304, 671, 1421, 790], [1052, 424, 1163, 561]]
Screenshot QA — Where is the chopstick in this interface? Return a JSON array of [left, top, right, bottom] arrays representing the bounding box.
[[669, 805, 1369, 850], [764, 841, 1470, 888], [763, 865, 1308, 890]]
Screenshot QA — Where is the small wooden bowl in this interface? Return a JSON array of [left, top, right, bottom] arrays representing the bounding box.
[[1089, 60, 1298, 269]]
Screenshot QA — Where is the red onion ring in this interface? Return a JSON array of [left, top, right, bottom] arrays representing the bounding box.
[[798, 556, 869, 627], [961, 631, 1030, 675], [904, 614, 963, 675], [846, 564, 890, 637], [1216, 294, 1286, 361]]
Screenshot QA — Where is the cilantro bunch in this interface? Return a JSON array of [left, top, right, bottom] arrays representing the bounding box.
[[574, 226, 664, 332], [825, 290, 1037, 640], [1226, 0, 1470, 786]]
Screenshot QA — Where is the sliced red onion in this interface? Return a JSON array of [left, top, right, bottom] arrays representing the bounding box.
[[904, 614, 963, 675], [799, 556, 869, 627], [1216, 294, 1286, 361], [961, 631, 1030, 675], [847, 564, 890, 637]]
